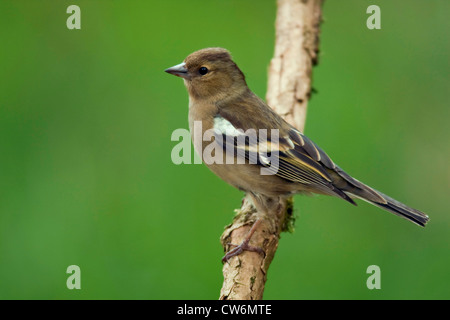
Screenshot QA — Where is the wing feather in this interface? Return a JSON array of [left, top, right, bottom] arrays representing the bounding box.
[[214, 110, 363, 206]]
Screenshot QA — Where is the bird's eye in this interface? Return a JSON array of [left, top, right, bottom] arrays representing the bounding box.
[[199, 67, 209, 75]]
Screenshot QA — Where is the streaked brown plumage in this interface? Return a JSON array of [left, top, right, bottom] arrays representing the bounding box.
[[165, 47, 429, 230]]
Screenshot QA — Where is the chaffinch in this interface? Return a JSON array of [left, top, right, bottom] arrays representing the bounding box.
[[165, 47, 429, 260]]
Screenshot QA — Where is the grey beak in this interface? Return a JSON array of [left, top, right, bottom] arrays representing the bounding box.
[[165, 62, 189, 79]]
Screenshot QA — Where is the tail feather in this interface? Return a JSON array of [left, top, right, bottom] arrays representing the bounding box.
[[331, 165, 429, 227], [348, 188, 429, 227]]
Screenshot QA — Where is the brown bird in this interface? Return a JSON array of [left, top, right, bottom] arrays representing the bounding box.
[[165, 47, 429, 261]]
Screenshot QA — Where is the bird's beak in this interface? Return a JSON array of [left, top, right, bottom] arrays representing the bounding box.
[[165, 62, 190, 79]]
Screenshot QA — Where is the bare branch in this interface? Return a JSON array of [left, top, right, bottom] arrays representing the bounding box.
[[219, 0, 324, 300]]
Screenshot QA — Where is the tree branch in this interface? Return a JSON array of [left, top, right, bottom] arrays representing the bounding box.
[[219, 0, 324, 300]]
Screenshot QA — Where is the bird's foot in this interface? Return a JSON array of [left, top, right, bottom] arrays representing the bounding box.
[[221, 240, 264, 263], [221, 219, 265, 263]]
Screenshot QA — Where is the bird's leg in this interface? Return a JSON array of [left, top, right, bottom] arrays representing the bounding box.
[[222, 219, 265, 263]]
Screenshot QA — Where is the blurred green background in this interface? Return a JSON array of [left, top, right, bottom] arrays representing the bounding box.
[[0, 0, 448, 300]]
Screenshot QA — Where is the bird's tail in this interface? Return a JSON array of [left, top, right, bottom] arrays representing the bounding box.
[[333, 166, 429, 227], [346, 184, 429, 227]]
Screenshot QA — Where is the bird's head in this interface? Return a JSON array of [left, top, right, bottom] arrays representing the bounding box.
[[165, 47, 247, 101]]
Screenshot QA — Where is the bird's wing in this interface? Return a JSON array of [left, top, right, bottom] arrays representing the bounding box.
[[213, 112, 359, 204]]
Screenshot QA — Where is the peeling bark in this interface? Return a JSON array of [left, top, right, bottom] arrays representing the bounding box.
[[220, 0, 324, 300]]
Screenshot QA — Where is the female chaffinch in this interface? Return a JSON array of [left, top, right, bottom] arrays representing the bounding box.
[[166, 48, 429, 261]]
